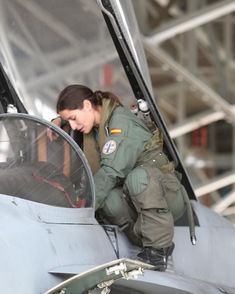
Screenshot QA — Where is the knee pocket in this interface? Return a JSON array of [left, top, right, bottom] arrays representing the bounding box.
[[125, 167, 149, 195], [125, 166, 168, 211]]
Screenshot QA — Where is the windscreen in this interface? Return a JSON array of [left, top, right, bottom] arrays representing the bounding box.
[[0, 114, 94, 208]]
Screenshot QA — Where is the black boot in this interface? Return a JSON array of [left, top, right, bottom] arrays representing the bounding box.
[[137, 243, 175, 271]]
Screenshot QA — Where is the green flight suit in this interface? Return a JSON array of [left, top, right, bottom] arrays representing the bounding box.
[[84, 99, 184, 249]]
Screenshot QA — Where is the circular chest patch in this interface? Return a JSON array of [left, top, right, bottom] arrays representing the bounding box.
[[102, 140, 117, 155]]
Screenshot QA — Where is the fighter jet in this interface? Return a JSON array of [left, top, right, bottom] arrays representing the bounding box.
[[0, 0, 235, 293]]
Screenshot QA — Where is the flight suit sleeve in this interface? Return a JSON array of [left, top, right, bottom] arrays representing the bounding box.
[[94, 112, 151, 210]]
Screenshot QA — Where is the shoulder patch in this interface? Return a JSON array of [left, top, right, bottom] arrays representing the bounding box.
[[110, 128, 122, 135], [102, 140, 117, 155]]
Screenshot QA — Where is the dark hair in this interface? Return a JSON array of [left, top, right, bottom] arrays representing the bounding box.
[[56, 84, 122, 113]]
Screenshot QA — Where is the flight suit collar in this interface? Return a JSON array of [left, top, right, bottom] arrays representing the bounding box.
[[84, 98, 120, 174]]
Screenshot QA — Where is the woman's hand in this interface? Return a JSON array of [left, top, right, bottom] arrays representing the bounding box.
[[47, 117, 62, 141]]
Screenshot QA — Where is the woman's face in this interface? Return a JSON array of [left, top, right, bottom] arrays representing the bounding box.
[[59, 100, 99, 134]]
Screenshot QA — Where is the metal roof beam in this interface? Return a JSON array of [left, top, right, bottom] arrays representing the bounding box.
[[145, 0, 235, 45], [195, 171, 235, 197], [143, 46, 235, 121], [212, 190, 235, 213], [169, 109, 226, 138]]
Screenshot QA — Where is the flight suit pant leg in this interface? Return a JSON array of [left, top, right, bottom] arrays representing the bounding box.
[[124, 166, 174, 249], [100, 187, 141, 246]]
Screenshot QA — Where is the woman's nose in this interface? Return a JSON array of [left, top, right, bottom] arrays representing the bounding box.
[[69, 120, 77, 130]]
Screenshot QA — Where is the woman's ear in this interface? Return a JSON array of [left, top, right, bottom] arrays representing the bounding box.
[[83, 99, 92, 111]]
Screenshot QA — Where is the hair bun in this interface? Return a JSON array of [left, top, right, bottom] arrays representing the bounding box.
[[94, 90, 103, 103]]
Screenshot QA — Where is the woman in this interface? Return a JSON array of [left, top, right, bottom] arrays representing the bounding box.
[[51, 84, 186, 271]]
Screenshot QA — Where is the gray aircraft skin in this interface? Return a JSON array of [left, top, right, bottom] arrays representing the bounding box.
[[0, 1, 235, 294]]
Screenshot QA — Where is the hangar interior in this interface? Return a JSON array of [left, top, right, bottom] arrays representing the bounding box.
[[0, 0, 235, 223]]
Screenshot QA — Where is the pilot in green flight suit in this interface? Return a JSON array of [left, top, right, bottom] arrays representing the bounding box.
[[54, 84, 187, 271]]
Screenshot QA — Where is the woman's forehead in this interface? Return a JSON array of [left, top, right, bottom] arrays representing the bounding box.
[[59, 109, 78, 118]]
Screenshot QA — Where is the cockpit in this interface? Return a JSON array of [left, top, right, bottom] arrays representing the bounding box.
[[0, 113, 95, 208]]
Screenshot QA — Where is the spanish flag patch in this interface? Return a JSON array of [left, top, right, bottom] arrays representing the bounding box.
[[110, 128, 122, 134]]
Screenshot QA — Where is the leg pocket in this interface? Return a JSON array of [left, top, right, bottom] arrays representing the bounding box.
[[125, 166, 174, 248], [161, 173, 186, 221]]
